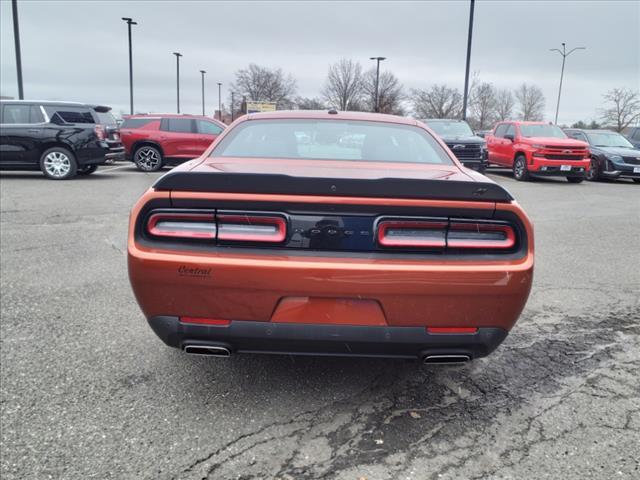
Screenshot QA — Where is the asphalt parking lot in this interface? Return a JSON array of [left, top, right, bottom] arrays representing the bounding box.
[[1, 165, 639, 480]]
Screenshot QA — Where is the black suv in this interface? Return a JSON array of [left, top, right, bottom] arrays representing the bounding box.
[[565, 128, 640, 183], [422, 119, 488, 173], [0, 100, 125, 179]]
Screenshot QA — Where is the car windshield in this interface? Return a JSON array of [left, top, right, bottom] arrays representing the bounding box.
[[211, 119, 453, 165], [95, 111, 117, 126], [520, 124, 567, 138], [587, 132, 634, 148], [425, 121, 473, 137]]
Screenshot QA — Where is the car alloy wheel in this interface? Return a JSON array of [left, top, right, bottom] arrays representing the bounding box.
[[44, 151, 72, 178], [586, 158, 599, 181], [135, 147, 162, 171], [513, 156, 529, 181]]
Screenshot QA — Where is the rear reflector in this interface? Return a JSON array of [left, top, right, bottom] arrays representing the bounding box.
[[447, 222, 515, 249], [377, 220, 447, 248], [147, 212, 216, 239], [217, 214, 287, 243], [179, 317, 231, 326], [427, 327, 478, 334]]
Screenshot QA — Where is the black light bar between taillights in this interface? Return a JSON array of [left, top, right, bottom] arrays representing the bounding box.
[[145, 210, 287, 244], [376, 218, 516, 251]]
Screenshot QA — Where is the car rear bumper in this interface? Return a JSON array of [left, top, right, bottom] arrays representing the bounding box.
[[148, 315, 508, 360]]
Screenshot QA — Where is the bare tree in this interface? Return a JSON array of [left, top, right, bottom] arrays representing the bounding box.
[[495, 88, 515, 121], [600, 87, 640, 132], [294, 97, 327, 110], [322, 59, 365, 111], [411, 85, 462, 119], [362, 68, 405, 115], [468, 82, 497, 130], [515, 83, 545, 121], [230, 64, 297, 109]]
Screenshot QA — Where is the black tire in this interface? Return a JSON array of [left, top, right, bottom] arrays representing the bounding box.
[[512, 155, 529, 181], [633, 179, 640, 184], [567, 176, 584, 183], [133, 145, 163, 172], [586, 157, 600, 181], [39, 147, 77, 180], [77, 165, 98, 175]]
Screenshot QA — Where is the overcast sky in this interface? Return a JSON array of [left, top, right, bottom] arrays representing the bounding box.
[[1, 0, 638, 124]]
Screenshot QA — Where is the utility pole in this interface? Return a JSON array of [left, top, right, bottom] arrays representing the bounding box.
[[217, 82, 222, 122], [11, 0, 24, 99], [200, 70, 206, 116], [369, 57, 386, 112], [173, 52, 182, 113], [461, 0, 475, 120], [122, 17, 137, 114], [550, 43, 585, 124]]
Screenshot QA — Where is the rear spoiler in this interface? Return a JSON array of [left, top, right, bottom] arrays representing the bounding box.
[[91, 105, 112, 113], [154, 172, 513, 202]]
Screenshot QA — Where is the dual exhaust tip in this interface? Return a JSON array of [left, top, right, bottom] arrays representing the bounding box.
[[422, 354, 471, 364], [183, 345, 231, 357], [183, 345, 470, 364]]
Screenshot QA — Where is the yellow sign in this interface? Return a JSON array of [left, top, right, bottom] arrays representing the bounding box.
[[246, 101, 277, 113]]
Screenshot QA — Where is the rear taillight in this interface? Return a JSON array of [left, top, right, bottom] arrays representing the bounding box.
[[94, 125, 106, 141], [377, 218, 516, 251], [145, 211, 286, 243], [217, 214, 287, 243], [147, 212, 216, 239], [377, 219, 447, 248], [447, 222, 515, 249]]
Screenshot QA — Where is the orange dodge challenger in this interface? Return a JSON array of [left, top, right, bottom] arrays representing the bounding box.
[[128, 110, 534, 363]]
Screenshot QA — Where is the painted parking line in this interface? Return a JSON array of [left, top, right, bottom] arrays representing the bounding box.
[[95, 164, 135, 174]]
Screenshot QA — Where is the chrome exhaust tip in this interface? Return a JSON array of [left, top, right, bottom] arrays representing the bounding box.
[[423, 354, 471, 365], [183, 345, 231, 357]]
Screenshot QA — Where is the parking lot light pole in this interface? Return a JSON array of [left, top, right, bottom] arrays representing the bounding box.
[[461, 0, 475, 121], [173, 52, 182, 113], [369, 57, 386, 113], [200, 70, 206, 116], [217, 82, 222, 122], [11, 0, 24, 99], [231, 92, 235, 121], [550, 43, 585, 125], [122, 17, 137, 114]]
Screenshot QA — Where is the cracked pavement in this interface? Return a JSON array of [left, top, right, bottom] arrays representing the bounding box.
[[1, 166, 639, 479]]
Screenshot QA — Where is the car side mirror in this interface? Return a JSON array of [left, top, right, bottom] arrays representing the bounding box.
[[504, 134, 514, 142]]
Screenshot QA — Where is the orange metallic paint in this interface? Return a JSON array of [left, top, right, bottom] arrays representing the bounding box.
[[128, 189, 534, 331]]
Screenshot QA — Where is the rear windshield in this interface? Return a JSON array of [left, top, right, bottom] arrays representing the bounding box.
[[520, 124, 567, 138], [211, 119, 453, 165], [425, 121, 473, 137], [95, 111, 117, 126], [121, 117, 160, 129]]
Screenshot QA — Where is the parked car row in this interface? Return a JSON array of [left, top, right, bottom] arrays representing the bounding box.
[[422, 117, 640, 184]]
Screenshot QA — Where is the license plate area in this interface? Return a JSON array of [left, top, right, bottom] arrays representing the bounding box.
[[560, 165, 572, 172]]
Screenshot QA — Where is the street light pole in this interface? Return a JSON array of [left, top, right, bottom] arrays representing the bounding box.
[[173, 52, 182, 113], [200, 70, 206, 116], [369, 56, 386, 113], [122, 17, 137, 114], [231, 92, 235, 121], [217, 82, 222, 122], [11, 0, 24, 99], [461, 0, 475, 121], [550, 43, 585, 125]]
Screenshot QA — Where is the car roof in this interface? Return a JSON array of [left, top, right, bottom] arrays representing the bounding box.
[[564, 128, 617, 134], [0, 99, 111, 111], [421, 118, 467, 122], [243, 110, 418, 126]]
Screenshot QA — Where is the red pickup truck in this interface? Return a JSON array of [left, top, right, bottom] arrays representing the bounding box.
[[486, 121, 590, 182]]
